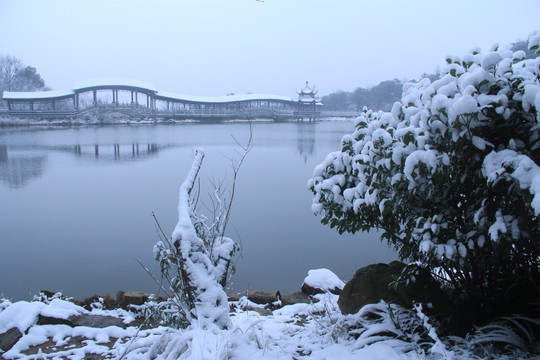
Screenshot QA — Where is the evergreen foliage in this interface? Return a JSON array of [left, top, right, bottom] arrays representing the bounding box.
[[309, 33, 540, 323]]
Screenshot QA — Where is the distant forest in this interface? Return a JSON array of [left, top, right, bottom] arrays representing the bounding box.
[[321, 40, 535, 111], [321, 78, 409, 112]]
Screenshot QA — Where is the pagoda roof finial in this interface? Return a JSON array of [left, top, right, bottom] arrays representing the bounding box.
[[297, 81, 317, 96]]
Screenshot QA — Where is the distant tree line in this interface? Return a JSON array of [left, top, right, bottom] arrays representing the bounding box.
[[321, 79, 405, 112], [322, 40, 535, 112]]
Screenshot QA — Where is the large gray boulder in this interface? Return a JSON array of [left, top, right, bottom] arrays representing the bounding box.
[[338, 261, 446, 315]]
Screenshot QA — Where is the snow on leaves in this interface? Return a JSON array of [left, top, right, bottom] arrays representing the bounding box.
[[309, 32, 540, 282]]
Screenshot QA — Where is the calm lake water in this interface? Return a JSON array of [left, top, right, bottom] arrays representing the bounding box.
[[0, 120, 396, 301]]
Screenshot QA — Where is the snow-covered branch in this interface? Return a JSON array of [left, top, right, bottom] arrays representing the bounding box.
[[171, 149, 231, 330]]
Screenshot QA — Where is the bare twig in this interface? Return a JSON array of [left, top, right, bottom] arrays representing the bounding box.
[[137, 258, 171, 298], [220, 123, 254, 240]]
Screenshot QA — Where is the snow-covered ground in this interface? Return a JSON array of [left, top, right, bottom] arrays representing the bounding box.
[[0, 292, 534, 360]]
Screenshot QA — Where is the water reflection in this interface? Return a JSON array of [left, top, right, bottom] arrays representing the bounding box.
[[0, 145, 48, 189], [0, 145, 6, 162], [0, 143, 162, 189], [0, 121, 397, 301], [296, 122, 315, 162], [73, 143, 160, 161], [0, 121, 325, 190]]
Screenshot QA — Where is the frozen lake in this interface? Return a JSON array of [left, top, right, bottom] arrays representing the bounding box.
[[0, 120, 396, 301]]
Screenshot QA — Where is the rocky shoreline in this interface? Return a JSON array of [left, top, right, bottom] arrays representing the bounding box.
[[1, 262, 448, 358], [32, 289, 317, 314], [0, 288, 324, 357]]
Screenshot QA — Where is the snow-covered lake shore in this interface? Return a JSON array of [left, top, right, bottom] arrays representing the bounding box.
[[1, 290, 535, 360]]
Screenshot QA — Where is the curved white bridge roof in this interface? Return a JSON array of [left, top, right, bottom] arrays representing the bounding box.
[[3, 78, 295, 104]]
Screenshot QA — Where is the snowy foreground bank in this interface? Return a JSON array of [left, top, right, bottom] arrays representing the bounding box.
[[0, 292, 535, 360]]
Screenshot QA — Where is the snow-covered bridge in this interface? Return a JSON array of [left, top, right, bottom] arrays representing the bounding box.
[[2, 79, 334, 121]]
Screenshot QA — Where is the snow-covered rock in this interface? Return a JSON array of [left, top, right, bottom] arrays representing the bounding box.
[[301, 268, 345, 295]]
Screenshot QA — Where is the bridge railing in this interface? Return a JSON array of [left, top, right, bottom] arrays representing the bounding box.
[[154, 106, 297, 118], [6, 110, 77, 117], [5, 102, 331, 119]]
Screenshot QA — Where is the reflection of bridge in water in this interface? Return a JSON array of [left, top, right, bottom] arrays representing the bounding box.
[[0, 143, 163, 188], [73, 143, 160, 161], [0, 145, 47, 189], [2, 79, 360, 121]]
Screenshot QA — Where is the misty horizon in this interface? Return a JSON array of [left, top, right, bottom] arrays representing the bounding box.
[[1, 0, 539, 98]]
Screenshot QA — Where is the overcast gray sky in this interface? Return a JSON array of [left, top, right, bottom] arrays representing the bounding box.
[[1, 0, 538, 97]]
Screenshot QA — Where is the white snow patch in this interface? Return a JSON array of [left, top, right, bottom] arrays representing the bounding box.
[[157, 91, 293, 103], [448, 89, 478, 125], [471, 136, 487, 151], [302, 268, 345, 292], [73, 78, 158, 91], [488, 210, 507, 242], [483, 150, 540, 214], [404, 150, 437, 182], [481, 52, 502, 70], [39, 298, 87, 320], [2, 89, 74, 100], [0, 301, 44, 333]]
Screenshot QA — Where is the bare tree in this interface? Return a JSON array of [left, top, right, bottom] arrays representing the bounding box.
[[0, 55, 23, 92], [0, 55, 46, 94]]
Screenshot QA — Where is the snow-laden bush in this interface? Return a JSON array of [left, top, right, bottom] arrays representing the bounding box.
[[153, 150, 232, 331], [309, 33, 540, 318]]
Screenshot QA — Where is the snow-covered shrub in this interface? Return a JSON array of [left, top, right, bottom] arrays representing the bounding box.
[[153, 150, 233, 331], [309, 33, 540, 320], [151, 130, 251, 334], [466, 315, 540, 353], [332, 301, 439, 355]]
